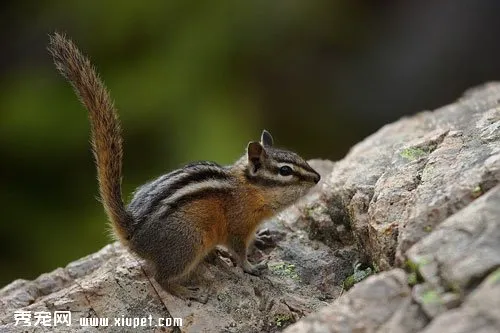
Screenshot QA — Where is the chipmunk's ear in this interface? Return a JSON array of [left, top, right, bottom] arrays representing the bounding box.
[[260, 129, 274, 147], [247, 141, 266, 172]]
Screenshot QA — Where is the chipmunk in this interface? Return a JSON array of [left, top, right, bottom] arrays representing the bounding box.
[[48, 32, 320, 302]]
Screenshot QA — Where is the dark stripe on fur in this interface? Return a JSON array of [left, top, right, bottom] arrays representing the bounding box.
[[158, 187, 232, 220], [129, 162, 231, 222]]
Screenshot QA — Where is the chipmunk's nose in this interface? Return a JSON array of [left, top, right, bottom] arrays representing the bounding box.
[[314, 172, 321, 184]]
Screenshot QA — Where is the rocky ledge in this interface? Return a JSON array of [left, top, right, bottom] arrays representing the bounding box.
[[1, 83, 499, 332]]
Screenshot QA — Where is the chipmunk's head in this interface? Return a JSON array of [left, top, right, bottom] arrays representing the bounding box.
[[243, 130, 320, 211]]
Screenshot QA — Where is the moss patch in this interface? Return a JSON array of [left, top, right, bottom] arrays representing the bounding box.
[[421, 289, 441, 304], [407, 272, 418, 286], [343, 263, 373, 290], [400, 147, 428, 161], [404, 257, 429, 286], [471, 185, 483, 199], [487, 268, 500, 284], [274, 314, 294, 328], [269, 262, 300, 281]]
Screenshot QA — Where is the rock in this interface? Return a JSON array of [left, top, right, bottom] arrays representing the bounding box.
[[283, 185, 500, 333], [1, 83, 499, 332], [284, 269, 416, 333], [407, 183, 500, 295], [282, 80, 500, 332], [314, 83, 500, 271], [420, 267, 500, 333]]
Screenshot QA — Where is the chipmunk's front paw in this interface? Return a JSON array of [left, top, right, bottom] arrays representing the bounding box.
[[242, 259, 268, 276], [254, 259, 269, 271], [254, 228, 275, 249]]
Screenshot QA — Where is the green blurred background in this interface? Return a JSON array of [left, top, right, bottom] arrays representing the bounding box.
[[2, 0, 500, 286]]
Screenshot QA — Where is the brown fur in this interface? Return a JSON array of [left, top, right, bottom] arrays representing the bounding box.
[[183, 196, 229, 251], [48, 33, 132, 245], [170, 182, 273, 257], [228, 177, 274, 247]]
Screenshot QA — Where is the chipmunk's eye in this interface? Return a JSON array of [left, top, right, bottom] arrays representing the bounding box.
[[279, 165, 293, 176]]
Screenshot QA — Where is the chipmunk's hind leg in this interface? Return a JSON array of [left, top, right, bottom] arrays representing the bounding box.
[[160, 280, 209, 304], [146, 219, 210, 303], [153, 260, 210, 304]]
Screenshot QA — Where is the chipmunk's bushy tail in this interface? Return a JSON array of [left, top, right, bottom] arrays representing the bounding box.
[[48, 32, 133, 244]]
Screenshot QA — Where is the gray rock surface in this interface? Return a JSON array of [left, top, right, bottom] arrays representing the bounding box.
[[314, 83, 500, 270], [283, 83, 499, 333], [285, 184, 500, 333], [1, 83, 499, 332]]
